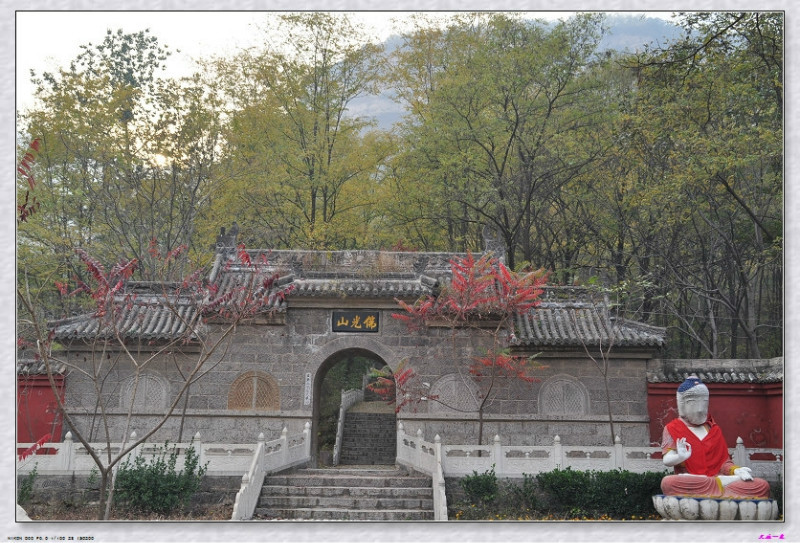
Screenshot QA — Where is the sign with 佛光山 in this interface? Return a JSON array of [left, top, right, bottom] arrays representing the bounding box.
[[332, 311, 379, 333]]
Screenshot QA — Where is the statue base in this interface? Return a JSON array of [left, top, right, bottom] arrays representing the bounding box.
[[652, 494, 779, 520]]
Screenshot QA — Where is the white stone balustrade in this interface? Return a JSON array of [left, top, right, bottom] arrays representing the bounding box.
[[230, 423, 311, 520], [395, 425, 783, 481], [16, 424, 781, 522], [16, 431, 260, 476], [395, 423, 448, 521]]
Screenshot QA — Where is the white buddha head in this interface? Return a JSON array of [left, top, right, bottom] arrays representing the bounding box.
[[676, 374, 709, 426]]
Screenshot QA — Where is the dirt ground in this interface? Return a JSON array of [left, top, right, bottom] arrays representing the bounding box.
[[20, 502, 233, 521]]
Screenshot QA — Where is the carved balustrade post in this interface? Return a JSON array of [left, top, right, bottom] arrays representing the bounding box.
[[397, 422, 405, 463], [553, 435, 562, 470], [733, 436, 747, 467], [193, 432, 203, 467], [280, 427, 288, 466], [303, 421, 311, 460], [614, 435, 623, 469], [257, 432, 266, 471], [493, 435, 503, 476], [60, 431, 74, 471], [417, 428, 424, 468]]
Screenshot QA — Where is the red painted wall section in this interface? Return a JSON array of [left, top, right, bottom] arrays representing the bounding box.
[[17, 374, 64, 443], [648, 382, 783, 449]]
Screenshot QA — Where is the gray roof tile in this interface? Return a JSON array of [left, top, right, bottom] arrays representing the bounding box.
[[50, 299, 201, 342], [647, 362, 783, 384], [514, 302, 666, 348], [50, 251, 665, 349], [17, 358, 65, 375]]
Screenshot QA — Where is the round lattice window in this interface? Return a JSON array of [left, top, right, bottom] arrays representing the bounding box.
[[121, 373, 167, 411], [228, 372, 280, 410], [429, 374, 479, 414], [539, 376, 589, 416]]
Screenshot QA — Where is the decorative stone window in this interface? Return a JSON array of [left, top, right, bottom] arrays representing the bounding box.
[[121, 372, 168, 411], [539, 375, 589, 416], [228, 371, 280, 411], [429, 373, 479, 414]]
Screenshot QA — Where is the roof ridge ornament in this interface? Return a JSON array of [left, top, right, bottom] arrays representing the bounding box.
[[215, 222, 239, 256]]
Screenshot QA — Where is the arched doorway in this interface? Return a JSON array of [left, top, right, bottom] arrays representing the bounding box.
[[311, 348, 395, 467]]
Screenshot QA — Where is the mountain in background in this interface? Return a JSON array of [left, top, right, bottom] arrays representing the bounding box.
[[600, 13, 684, 52], [349, 14, 684, 131]]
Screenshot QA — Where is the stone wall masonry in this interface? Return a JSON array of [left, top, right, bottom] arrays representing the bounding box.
[[62, 412, 309, 445], [399, 416, 650, 447], [59, 303, 660, 447]]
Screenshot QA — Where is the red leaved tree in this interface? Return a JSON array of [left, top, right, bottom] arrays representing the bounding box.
[[370, 252, 549, 446], [17, 242, 293, 519]]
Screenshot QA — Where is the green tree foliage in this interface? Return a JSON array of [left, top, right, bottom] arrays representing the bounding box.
[[17, 13, 783, 359], [384, 13, 608, 267], [208, 13, 392, 249], [534, 467, 666, 519], [18, 29, 224, 319], [458, 465, 498, 504], [616, 12, 783, 357]]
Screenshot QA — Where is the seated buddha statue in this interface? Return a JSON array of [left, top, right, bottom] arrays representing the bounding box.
[[660, 375, 770, 498]]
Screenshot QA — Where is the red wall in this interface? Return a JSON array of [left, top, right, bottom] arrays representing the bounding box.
[[648, 382, 783, 449], [17, 374, 64, 443]]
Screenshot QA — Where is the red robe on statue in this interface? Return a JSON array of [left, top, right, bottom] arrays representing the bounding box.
[[660, 417, 770, 498]]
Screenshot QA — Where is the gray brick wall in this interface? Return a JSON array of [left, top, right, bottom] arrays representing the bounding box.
[[60, 305, 658, 447]]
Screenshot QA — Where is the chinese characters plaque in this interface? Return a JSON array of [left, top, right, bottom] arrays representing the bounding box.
[[332, 311, 380, 333]]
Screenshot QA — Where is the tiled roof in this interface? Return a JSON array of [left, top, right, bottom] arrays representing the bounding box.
[[17, 358, 65, 375], [514, 287, 666, 348], [647, 358, 783, 384], [209, 249, 452, 300], [50, 296, 201, 342], [208, 267, 292, 309], [288, 274, 437, 298], [49, 251, 665, 349]]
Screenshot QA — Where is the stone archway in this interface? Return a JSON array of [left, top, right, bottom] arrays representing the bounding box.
[[311, 347, 395, 467]]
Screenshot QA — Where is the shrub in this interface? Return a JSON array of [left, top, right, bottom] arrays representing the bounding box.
[[459, 464, 498, 505], [114, 443, 208, 515], [509, 472, 539, 511], [17, 464, 37, 505], [535, 467, 667, 518], [450, 468, 668, 520], [773, 476, 783, 518]]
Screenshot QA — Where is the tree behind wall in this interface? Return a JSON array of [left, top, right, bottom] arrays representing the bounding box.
[[17, 243, 294, 519], [18, 29, 224, 319]]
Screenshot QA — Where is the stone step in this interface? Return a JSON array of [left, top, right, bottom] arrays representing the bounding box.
[[253, 507, 435, 521], [260, 494, 434, 510], [256, 467, 435, 521], [264, 471, 429, 489], [347, 401, 396, 414], [260, 484, 432, 498], [298, 467, 407, 477], [339, 410, 397, 465]]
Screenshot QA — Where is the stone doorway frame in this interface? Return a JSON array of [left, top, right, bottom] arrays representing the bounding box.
[[309, 338, 399, 467]]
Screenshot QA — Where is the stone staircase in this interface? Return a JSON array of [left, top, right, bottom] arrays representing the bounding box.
[[253, 466, 435, 520], [339, 401, 397, 465]]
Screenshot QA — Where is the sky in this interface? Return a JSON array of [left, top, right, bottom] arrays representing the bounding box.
[[14, 10, 677, 113]]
